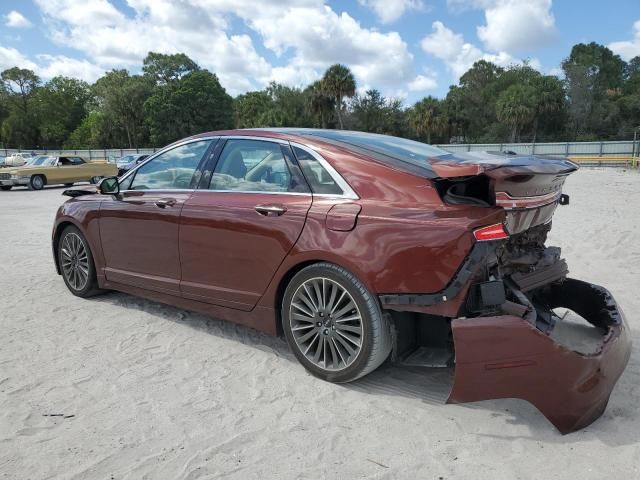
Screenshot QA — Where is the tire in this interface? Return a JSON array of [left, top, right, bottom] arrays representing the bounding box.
[[29, 175, 45, 190], [1, 186, 11, 191], [90, 176, 103, 184], [57, 225, 103, 298], [282, 262, 392, 383]]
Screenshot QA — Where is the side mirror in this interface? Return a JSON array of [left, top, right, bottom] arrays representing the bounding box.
[[99, 176, 120, 195]]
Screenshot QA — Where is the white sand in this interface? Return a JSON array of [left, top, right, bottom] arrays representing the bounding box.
[[1, 168, 639, 479]]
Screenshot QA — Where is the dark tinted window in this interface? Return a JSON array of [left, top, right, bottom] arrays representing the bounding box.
[[306, 130, 448, 168], [292, 146, 342, 195], [209, 140, 303, 193], [129, 140, 211, 190]]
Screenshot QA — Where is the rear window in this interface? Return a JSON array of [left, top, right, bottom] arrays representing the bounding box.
[[303, 130, 449, 169]]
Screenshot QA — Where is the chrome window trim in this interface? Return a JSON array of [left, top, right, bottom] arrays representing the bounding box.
[[119, 189, 197, 194], [288, 141, 359, 200], [192, 190, 312, 197]]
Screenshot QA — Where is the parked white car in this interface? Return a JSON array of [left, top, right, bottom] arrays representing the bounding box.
[[4, 152, 34, 167]]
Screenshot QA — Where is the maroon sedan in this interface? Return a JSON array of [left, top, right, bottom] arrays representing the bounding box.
[[52, 129, 630, 433]]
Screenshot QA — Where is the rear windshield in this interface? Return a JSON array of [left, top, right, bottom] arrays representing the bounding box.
[[301, 130, 449, 168]]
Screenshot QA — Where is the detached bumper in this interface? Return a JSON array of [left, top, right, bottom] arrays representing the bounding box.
[[448, 278, 631, 434]]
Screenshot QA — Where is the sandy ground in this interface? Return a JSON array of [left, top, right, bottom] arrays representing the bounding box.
[[1, 168, 639, 480]]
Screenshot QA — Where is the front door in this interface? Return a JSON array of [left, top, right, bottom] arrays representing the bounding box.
[[179, 138, 312, 310], [99, 139, 214, 295]]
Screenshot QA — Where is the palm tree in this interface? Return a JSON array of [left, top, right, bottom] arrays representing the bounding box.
[[306, 80, 335, 128], [496, 84, 536, 142], [321, 64, 356, 129], [409, 96, 445, 144]]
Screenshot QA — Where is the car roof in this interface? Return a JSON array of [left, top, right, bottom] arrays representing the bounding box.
[[191, 128, 447, 177]]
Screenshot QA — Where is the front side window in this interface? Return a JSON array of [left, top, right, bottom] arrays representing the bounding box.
[[128, 140, 211, 190], [292, 146, 343, 195], [208, 139, 306, 193]]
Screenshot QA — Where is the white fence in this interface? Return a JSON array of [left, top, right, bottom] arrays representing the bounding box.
[[2, 140, 639, 162], [435, 140, 638, 157]]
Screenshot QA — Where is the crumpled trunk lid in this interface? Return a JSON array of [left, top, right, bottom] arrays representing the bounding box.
[[431, 151, 578, 234]]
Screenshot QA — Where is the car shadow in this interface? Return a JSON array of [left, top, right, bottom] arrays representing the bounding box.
[[91, 290, 640, 446]]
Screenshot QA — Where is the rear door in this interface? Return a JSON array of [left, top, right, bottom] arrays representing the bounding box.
[[179, 137, 312, 310], [99, 139, 214, 295]]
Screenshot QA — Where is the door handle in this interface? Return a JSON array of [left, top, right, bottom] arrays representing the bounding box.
[[255, 204, 287, 216], [155, 198, 177, 208]]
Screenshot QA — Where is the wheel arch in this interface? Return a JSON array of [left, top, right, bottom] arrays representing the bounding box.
[[52, 219, 88, 275]]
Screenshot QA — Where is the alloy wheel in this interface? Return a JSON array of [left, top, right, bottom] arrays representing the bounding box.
[[61, 232, 90, 291], [289, 277, 364, 371]]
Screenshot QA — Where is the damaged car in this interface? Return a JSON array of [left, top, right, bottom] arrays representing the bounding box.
[[51, 129, 631, 433]]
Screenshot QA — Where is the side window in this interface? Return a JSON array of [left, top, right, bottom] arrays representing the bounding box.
[[128, 140, 211, 190], [292, 146, 343, 195], [209, 139, 303, 193], [58, 157, 73, 166], [72, 157, 85, 165]]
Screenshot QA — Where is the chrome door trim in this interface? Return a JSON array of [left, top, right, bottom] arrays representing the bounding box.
[[288, 141, 359, 200]]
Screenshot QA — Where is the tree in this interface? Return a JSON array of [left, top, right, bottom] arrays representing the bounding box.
[[409, 96, 446, 144], [234, 91, 274, 128], [1, 67, 40, 113], [321, 64, 356, 129], [306, 80, 335, 128], [144, 70, 233, 145], [94, 70, 153, 148], [562, 43, 626, 138], [34, 76, 93, 148], [496, 84, 536, 142], [143, 52, 200, 85]]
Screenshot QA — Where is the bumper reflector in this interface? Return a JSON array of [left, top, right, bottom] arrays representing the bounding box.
[[473, 223, 508, 241]]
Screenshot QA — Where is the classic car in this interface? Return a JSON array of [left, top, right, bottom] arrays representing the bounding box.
[[51, 129, 630, 433], [117, 154, 149, 176], [0, 155, 117, 191], [4, 152, 33, 167]]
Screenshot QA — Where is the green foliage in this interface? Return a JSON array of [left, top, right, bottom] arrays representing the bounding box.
[[1, 44, 639, 149], [145, 70, 233, 145], [321, 64, 356, 129], [143, 52, 200, 85]]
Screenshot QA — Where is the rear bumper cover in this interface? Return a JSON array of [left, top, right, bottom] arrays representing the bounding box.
[[448, 278, 631, 433]]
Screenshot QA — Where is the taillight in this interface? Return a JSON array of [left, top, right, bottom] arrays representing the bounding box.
[[473, 223, 508, 241]]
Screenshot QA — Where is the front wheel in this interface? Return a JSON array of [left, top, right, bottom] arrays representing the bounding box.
[[29, 175, 45, 190], [57, 225, 102, 298], [1, 186, 11, 191], [282, 262, 392, 383]]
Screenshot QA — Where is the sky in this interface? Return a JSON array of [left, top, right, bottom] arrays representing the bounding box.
[[0, 0, 639, 104]]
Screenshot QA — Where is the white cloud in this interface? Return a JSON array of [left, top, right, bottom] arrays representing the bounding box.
[[447, 0, 555, 52], [408, 73, 438, 91], [608, 19, 640, 61], [0, 46, 38, 71], [30, 0, 418, 96], [35, 55, 106, 82], [5, 10, 33, 28], [358, 0, 424, 24], [421, 21, 539, 80]]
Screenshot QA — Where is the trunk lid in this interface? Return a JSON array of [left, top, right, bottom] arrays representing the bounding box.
[[431, 151, 578, 234]]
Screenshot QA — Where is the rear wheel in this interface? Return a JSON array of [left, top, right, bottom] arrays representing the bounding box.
[[57, 225, 102, 298], [90, 176, 103, 184], [29, 175, 45, 190], [1, 186, 11, 191], [282, 262, 392, 383]]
